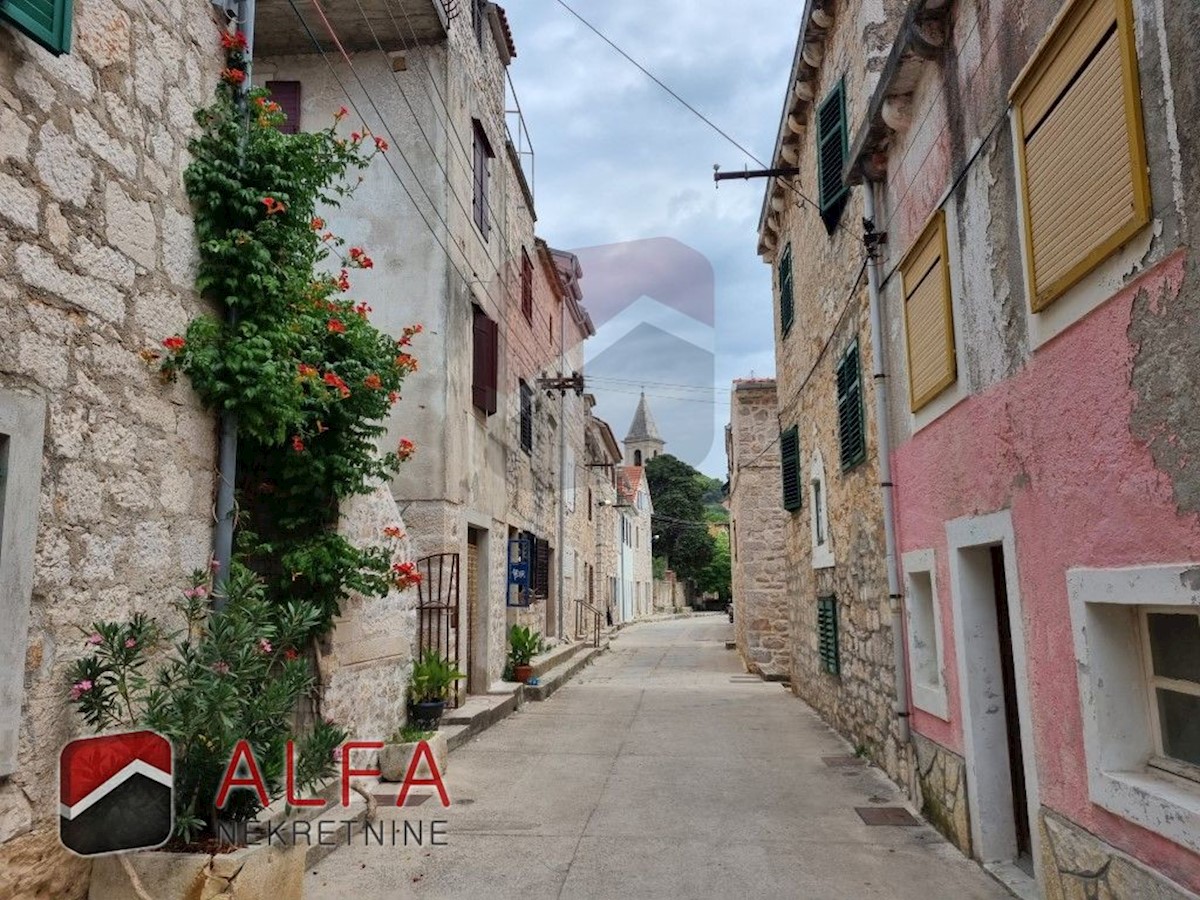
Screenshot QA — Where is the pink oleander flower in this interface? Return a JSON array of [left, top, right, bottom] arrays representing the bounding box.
[[258, 638, 273, 655], [70, 679, 93, 700], [212, 661, 231, 676], [124, 637, 137, 649], [86, 633, 102, 646]]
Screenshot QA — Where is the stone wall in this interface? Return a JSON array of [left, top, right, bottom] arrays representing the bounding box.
[[1039, 810, 1199, 900], [0, 0, 225, 893], [726, 380, 789, 678], [760, 0, 909, 785], [911, 732, 970, 857]]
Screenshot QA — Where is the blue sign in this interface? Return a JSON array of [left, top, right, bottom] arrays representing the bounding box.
[[507, 537, 531, 607]]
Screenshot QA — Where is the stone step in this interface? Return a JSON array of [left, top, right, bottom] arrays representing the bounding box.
[[440, 687, 523, 751], [528, 640, 586, 680], [523, 641, 608, 702]]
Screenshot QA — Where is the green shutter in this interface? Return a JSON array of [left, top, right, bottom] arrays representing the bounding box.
[[817, 595, 840, 675], [779, 243, 795, 336], [816, 81, 848, 231], [780, 426, 802, 511], [1, 0, 72, 54], [836, 340, 866, 471]]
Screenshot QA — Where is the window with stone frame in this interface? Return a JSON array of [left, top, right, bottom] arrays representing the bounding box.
[[816, 79, 849, 234], [1141, 607, 1200, 776], [472, 304, 499, 415], [266, 81, 302, 135], [519, 380, 533, 453], [472, 119, 494, 239], [521, 247, 534, 324]]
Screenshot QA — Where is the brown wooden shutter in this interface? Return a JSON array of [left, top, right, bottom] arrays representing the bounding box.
[[472, 306, 498, 415], [534, 538, 551, 598], [1010, 0, 1149, 311], [900, 211, 956, 411], [266, 81, 302, 134], [521, 248, 534, 323]]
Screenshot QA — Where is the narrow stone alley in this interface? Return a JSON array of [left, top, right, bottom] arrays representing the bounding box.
[[307, 618, 1008, 899]]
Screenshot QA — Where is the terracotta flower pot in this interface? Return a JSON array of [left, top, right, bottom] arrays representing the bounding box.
[[514, 664, 533, 683]]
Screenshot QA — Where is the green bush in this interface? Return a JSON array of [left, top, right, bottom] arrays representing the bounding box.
[[507, 625, 542, 667]]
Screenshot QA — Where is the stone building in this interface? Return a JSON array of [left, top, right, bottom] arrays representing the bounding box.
[[615, 464, 654, 622], [254, 1, 600, 692], [0, 0, 225, 892], [754, 0, 1200, 895], [726, 379, 789, 679], [754, 0, 909, 788]]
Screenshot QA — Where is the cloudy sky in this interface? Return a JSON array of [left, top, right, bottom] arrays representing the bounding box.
[[502, 1, 803, 476]]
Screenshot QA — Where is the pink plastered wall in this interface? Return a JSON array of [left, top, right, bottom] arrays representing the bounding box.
[[892, 250, 1200, 889]]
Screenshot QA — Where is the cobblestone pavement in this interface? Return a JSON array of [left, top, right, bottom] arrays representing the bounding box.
[[306, 616, 1010, 899]]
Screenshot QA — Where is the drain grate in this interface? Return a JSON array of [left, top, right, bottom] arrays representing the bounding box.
[[822, 755, 865, 768], [855, 806, 919, 826]]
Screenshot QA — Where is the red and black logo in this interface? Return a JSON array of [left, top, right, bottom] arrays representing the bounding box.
[[59, 731, 173, 856]]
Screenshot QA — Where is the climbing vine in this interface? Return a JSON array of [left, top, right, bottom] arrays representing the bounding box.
[[157, 33, 421, 630]]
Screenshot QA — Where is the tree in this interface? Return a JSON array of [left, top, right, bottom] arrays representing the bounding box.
[[645, 454, 715, 583], [697, 528, 732, 601]]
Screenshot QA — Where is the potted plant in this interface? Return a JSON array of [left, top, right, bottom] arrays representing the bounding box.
[[379, 722, 449, 781], [408, 649, 464, 729], [508, 625, 542, 684]]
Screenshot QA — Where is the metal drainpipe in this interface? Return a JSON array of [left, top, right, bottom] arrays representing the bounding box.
[[212, 0, 256, 605], [862, 182, 910, 745], [556, 298, 567, 639]]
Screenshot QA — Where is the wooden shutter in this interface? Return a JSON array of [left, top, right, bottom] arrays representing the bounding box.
[[836, 341, 865, 470], [534, 538, 550, 598], [519, 380, 533, 452], [817, 595, 840, 675], [779, 243, 795, 336], [472, 306, 498, 415], [816, 82, 848, 228], [472, 120, 493, 240], [900, 210, 956, 411], [1, 0, 71, 54], [780, 426, 802, 511], [1010, 0, 1149, 311], [521, 248, 534, 323], [266, 81, 302, 135]]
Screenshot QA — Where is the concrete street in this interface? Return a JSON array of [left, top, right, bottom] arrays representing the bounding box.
[[306, 617, 1009, 900]]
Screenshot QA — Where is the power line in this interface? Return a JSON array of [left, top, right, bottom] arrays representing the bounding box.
[[549, 0, 855, 240], [286, 0, 506, 316]]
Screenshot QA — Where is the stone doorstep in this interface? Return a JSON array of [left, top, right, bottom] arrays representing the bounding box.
[[528, 640, 586, 680], [522, 640, 609, 702], [441, 686, 523, 752]]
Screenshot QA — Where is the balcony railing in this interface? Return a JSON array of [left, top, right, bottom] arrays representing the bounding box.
[[505, 70, 535, 204]]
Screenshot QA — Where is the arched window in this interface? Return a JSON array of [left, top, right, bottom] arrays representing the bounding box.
[[634, 449, 643, 466]]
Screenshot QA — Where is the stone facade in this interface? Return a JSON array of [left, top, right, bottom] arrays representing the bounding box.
[[754, 0, 909, 786], [0, 0, 225, 892], [754, 0, 1200, 892], [726, 379, 789, 678]]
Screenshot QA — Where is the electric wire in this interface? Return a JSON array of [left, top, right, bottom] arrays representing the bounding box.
[[549, 0, 856, 241], [284, 0, 506, 315]]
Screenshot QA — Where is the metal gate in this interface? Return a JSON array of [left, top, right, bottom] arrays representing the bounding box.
[[416, 553, 462, 707]]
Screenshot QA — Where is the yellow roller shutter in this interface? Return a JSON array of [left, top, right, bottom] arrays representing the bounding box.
[[900, 211, 957, 412], [1010, 0, 1150, 312]]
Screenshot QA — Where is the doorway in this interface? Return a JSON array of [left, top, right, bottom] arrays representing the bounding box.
[[466, 529, 481, 694], [947, 511, 1039, 887]]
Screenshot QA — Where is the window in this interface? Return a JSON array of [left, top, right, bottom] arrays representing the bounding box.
[[634, 449, 642, 467], [472, 119, 494, 239], [900, 210, 957, 411], [519, 380, 533, 453], [903, 549, 948, 719], [836, 340, 865, 470], [816, 80, 849, 233], [1010, 0, 1149, 311], [1, 0, 71, 54], [780, 425, 802, 512], [1067, 564, 1200, 854], [0, 391, 46, 775], [778, 243, 795, 336], [471, 305, 499, 415], [817, 595, 840, 675], [1141, 608, 1200, 773], [588, 488, 593, 521], [266, 81, 302, 135], [521, 247, 534, 323], [810, 449, 834, 569]]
